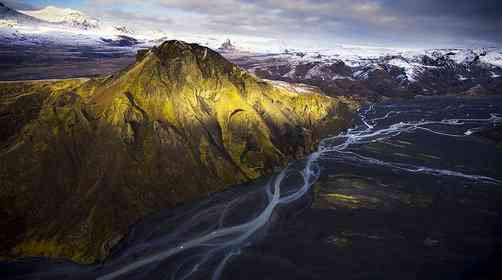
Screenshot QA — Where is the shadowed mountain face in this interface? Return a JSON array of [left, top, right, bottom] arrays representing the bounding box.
[[0, 40, 357, 263]]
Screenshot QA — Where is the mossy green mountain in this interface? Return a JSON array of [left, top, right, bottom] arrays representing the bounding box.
[[0, 40, 358, 263]]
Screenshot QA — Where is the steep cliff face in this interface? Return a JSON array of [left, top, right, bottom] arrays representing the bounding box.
[[0, 41, 357, 263]]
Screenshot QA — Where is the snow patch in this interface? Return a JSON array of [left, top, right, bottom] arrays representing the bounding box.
[[457, 75, 469, 81], [331, 74, 352, 80], [22, 6, 100, 29], [481, 51, 502, 68], [387, 58, 418, 82], [490, 72, 501, 78]]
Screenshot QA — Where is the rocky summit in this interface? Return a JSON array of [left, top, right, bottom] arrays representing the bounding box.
[[0, 40, 357, 263]]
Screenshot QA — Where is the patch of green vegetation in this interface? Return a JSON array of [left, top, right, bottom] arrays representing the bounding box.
[[396, 140, 412, 145], [393, 152, 413, 158], [419, 153, 441, 160], [326, 236, 352, 248], [327, 193, 361, 203], [0, 41, 359, 264]]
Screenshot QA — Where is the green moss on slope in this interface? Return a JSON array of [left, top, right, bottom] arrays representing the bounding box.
[[0, 40, 359, 263]]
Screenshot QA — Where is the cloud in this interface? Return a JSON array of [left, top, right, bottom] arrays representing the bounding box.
[[2, 0, 38, 10], [18, 0, 502, 47], [93, 8, 173, 26], [146, 0, 399, 43]]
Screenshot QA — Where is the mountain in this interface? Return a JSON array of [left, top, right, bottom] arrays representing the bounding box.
[[0, 40, 357, 263], [21, 5, 100, 30], [0, 2, 143, 47], [231, 47, 502, 100], [218, 39, 237, 52]]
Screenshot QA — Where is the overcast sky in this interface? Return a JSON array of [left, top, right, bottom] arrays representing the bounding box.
[[5, 0, 502, 48]]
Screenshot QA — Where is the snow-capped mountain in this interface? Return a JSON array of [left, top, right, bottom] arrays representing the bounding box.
[[0, 2, 145, 47], [22, 6, 100, 30], [229, 46, 502, 100]]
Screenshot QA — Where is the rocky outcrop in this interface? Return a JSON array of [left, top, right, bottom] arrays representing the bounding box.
[[472, 124, 502, 147], [0, 41, 357, 263], [218, 39, 237, 52]]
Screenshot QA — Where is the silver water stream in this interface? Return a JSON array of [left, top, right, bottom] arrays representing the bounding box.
[[95, 99, 502, 280]]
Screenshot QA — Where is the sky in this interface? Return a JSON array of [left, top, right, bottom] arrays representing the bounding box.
[[4, 0, 502, 48]]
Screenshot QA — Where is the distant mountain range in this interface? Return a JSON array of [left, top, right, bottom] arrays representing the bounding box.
[[230, 47, 502, 99], [1, 2, 501, 98]]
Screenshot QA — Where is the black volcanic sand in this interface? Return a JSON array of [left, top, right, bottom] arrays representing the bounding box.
[[225, 172, 501, 280], [474, 124, 502, 147], [222, 98, 502, 280]]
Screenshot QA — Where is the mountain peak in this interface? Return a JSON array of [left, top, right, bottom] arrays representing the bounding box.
[[152, 40, 236, 76], [22, 5, 100, 29], [219, 39, 237, 52], [155, 40, 220, 60], [91, 40, 246, 105]]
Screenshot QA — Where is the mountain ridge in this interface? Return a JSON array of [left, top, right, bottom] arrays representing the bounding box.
[[0, 40, 357, 263], [234, 47, 502, 100]]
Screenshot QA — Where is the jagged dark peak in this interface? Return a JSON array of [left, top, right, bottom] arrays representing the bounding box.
[[219, 39, 237, 52], [0, 2, 5, 7]]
